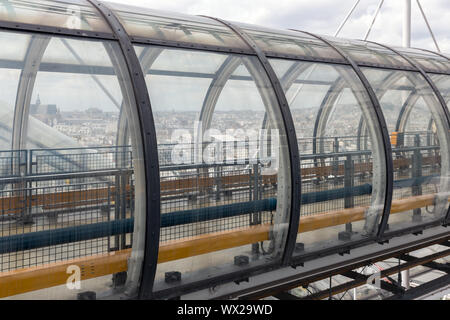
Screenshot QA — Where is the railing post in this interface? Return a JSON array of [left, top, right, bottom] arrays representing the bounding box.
[[333, 137, 339, 186], [214, 164, 222, 201], [340, 154, 355, 240], [120, 169, 127, 250], [412, 134, 423, 222], [107, 179, 113, 252], [250, 163, 262, 256], [113, 170, 120, 251]]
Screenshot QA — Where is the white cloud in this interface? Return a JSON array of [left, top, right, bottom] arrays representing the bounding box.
[[106, 0, 450, 53]]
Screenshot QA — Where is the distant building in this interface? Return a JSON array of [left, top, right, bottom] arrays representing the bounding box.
[[30, 95, 59, 126]]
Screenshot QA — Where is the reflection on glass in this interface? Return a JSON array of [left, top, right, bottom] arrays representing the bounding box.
[[0, 0, 111, 32], [136, 45, 292, 293], [237, 23, 345, 61], [0, 31, 29, 152], [108, 3, 249, 51], [0, 31, 145, 300], [270, 58, 387, 256], [363, 68, 450, 231], [430, 74, 450, 112], [326, 37, 413, 70]]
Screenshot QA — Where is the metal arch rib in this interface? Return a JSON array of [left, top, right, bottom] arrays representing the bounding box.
[[392, 90, 430, 160], [368, 41, 450, 126], [11, 17, 148, 175], [375, 69, 446, 167], [260, 61, 312, 134], [87, 0, 161, 300], [368, 41, 450, 224], [281, 62, 313, 92], [313, 66, 386, 177], [11, 32, 136, 152], [292, 29, 394, 239], [355, 70, 416, 154], [355, 64, 434, 156], [198, 55, 293, 169], [197, 51, 308, 175], [259, 61, 312, 168], [116, 46, 163, 149], [259, 61, 312, 162], [360, 72, 419, 135], [356, 70, 402, 150], [310, 40, 402, 157], [202, 16, 301, 266], [320, 48, 409, 156], [313, 78, 347, 156], [56, 38, 133, 160], [199, 58, 310, 138], [240, 54, 298, 261], [12, 35, 50, 151], [197, 55, 267, 162], [305, 63, 392, 231], [198, 55, 242, 135], [395, 90, 420, 133], [313, 70, 378, 156]]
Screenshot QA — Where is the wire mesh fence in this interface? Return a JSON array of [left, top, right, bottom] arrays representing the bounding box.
[[0, 130, 443, 272], [29, 146, 132, 175], [0, 147, 134, 273]]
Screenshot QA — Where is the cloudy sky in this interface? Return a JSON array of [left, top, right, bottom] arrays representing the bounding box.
[[106, 0, 450, 53]]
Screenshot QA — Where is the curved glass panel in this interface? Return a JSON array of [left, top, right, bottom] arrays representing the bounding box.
[[270, 58, 387, 257], [429, 74, 450, 111], [0, 0, 111, 33], [395, 47, 450, 74], [107, 3, 250, 51], [0, 31, 146, 300], [234, 23, 345, 62], [0, 31, 29, 151], [363, 68, 450, 232], [135, 45, 292, 294], [325, 37, 414, 70]]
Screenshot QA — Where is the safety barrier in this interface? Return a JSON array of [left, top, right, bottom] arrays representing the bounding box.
[[0, 192, 447, 298]]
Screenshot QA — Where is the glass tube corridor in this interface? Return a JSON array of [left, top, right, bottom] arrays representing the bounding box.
[[0, 0, 448, 300]]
